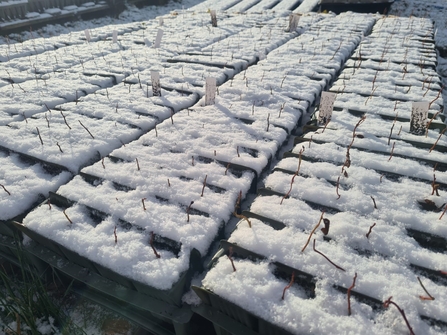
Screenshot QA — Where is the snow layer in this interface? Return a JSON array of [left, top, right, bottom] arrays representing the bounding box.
[[201, 13, 447, 335]]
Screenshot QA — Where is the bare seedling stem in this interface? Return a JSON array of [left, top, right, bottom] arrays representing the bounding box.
[[388, 142, 395, 161], [429, 85, 445, 109], [347, 272, 357, 315], [301, 211, 325, 252], [281, 271, 295, 300], [0, 184, 11, 196], [150, 232, 161, 258], [233, 190, 251, 228], [227, 247, 236, 272], [336, 175, 341, 199], [366, 223, 376, 239], [383, 297, 415, 335], [313, 239, 345, 271], [370, 196, 378, 209], [78, 120, 94, 139], [281, 148, 303, 204], [63, 209, 72, 224], [201, 175, 207, 197], [429, 128, 446, 153], [439, 204, 447, 220], [36, 127, 43, 145], [417, 276, 434, 300], [187, 201, 194, 222]]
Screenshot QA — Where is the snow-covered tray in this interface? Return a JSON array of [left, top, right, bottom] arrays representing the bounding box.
[[197, 14, 447, 335]]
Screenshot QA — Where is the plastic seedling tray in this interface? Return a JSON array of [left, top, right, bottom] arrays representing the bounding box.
[[0, 220, 18, 239], [24, 241, 195, 335], [132, 248, 202, 307], [12, 221, 65, 257], [293, 136, 447, 172], [193, 241, 318, 335]]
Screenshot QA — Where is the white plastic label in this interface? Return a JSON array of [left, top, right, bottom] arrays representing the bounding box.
[[410, 101, 429, 135], [154, 29, 163, 48], [112, 30, 117, 44], [318, 92, 337, 125], [151, 71, 161, 97], [159, 17, 164, 26], [205, 77, 217, 105], [84, 29, 91, 42], [287, 14, 300, 32], [210, 10, 217, 27]]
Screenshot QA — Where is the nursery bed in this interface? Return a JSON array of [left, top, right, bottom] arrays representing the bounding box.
[[196, 15, 447, 335], [1, 2, 446, 334]]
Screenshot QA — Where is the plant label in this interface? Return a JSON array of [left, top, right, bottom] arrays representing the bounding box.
[[410, 101, 429, 135], [84, 29, 91, 42], [154, 29, 163, 48], [159, 17, 164, 26], [144, 38, 151, 47], [210, 10, 217, 27], [205, 77, 217, 105], [318, 92, 336, 125], [112, 30, 118, 44], [287, 14, 300, 32], [151, 71, 161, 97]]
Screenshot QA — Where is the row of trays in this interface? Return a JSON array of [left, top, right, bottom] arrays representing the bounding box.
[[194, 15, 447, 335]]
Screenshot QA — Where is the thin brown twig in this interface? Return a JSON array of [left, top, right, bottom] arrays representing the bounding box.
[[0, 184, 11, 196], [383, 297, 415, 335], [301, 212, 325, 252], [186, 201, 194, 222], [78, 120, 95, 139], [366, 223, 376, 239], [36, 127, 43, 145], [225, 163, 230, 175], [114, 226, 117, 244], [56, 142, 63, 153], [136, 158, 140, 171], [347, 272, 357, 316], [142, 198, 147, 211], [417, 276, 435, 300], [439, 204, 447, 220], [432, 174, 440, 196], [233, 190, 251, 227], [281, 271, 295, 300], [388, 142, 395, 161], [45, 113, 50, 128], [388, 123, 395, 145], [281, 148, 303, 204], [370, 196, 378, 209], [150, 232, 161, 258], [227, 247, 236, 272], [429, 128, 447, 153], [426, 111, 440, 137], [428, 85, 445, 109], [201, 175, 207, 197], [60, 111, 71, 129], [63, 209, 72, 224], [313, 239, 346, 271]]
